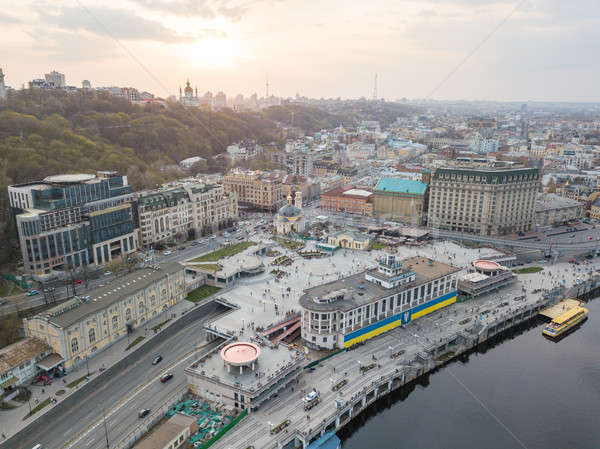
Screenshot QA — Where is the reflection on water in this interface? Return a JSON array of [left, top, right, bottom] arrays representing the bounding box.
[[339, 297, 600, 449]]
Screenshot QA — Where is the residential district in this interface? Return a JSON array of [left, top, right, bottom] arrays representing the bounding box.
[[1, 69, 600, 449]]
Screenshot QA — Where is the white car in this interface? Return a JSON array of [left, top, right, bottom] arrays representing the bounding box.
[[163, 250, 172, 256], [103, 271, 112, 276]]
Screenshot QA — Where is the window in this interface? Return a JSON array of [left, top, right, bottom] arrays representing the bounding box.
[[89, 328, 96, 344], [112, 316, 118, 329], [71, 338, 79, 353], [139, 302, 144, 314], [125, 308, 132, 322]]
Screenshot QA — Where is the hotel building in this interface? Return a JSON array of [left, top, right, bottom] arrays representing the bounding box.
[[299, 255, 460, 350]]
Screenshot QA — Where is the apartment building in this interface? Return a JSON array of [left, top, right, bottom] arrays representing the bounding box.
[[428, 165, 540, 235], [222, 169, 283, 212], [9, 172, 137, 276], [136, 182, 238, 248], [24, 263, 185, 369]]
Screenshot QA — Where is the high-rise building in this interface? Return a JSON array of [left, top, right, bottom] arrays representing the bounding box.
[[44, 70, 66, 88], [0, 68, 6, 100], [428, 165, 540, 236], [82, 80, 91, 89], [9, 172, 137, 277], [214, 91, 227, 109]]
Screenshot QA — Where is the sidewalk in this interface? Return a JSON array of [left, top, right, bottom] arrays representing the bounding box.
[[0, 299, 197, 442]]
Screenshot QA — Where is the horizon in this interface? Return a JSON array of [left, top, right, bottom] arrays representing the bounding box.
[[1, 0, 599, 103]]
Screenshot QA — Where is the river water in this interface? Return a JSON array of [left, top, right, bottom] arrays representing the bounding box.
[[339, 296, 600, 449]]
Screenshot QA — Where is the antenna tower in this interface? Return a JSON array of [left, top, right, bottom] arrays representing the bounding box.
[[373, 73, 377, 101]]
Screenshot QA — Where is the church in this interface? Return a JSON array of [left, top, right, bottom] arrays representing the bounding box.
[[179, 80, 200, 107], [275, 192, 305, 235]]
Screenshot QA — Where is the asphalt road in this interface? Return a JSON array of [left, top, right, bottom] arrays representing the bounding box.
[[10, 306, 223, 449]]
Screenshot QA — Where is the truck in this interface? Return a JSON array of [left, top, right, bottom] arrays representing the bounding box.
[[303, 389, 320, 411]]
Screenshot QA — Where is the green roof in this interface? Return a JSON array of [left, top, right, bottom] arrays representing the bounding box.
[[375, 178, 428, 195]]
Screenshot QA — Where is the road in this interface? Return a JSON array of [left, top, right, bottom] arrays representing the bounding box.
[[7, 305, 224, 449]]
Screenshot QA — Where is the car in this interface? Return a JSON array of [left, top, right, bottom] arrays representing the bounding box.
[[160, 373, 173, 383], [74, 279, 83, 285], [26, 290, 39, 296], [103, 271, 112, 276], [152, 355, 163, 365], [163, 250, 172, 256], [138, 409, 151, 418]]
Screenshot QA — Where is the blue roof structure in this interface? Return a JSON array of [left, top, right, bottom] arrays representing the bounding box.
[[307, 431, 341, 449], [375, 178, 428, 195]]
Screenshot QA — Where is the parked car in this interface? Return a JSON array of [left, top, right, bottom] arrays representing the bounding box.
[[163, 250, 172, 256], [138, 409, 151, 418], [26, 290, 39, 296], [152, 355, 163, 365], [160, 373, 173, 383], [74, 279, 83, 285], [103, 271, 112, 276]]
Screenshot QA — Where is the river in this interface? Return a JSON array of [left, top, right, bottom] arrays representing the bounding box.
[[339, 296, 600, 449]]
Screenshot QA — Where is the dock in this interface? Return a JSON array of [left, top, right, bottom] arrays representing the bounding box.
[[540, 298, 581, 319]]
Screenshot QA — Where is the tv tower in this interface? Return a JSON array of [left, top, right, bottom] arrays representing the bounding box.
[[372, 73, 377, 101], [265, 76, 269, 98]]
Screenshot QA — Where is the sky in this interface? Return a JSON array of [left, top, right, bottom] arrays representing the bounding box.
[[1, 0, 599, 102]]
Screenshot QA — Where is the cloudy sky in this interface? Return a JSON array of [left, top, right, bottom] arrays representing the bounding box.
[[1, 0, 598, 101]]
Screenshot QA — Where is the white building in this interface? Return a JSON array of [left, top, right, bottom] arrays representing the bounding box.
[[0, 68, 6, 100], [275, 192, 305, 235], [44, 70, 66, 88], [0, 337, 54, 394], [179, 80, 200, 108], [180, 156, 206, 170]]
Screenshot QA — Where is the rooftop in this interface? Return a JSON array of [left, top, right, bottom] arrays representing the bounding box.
[[43, 174, 96, 184], [134, 413, 196, 449], [300, 256, 459, 312], [535, 193, 583, 212], [32, 263, 182, 328], [0, 337, 51, 374], [374, 178, 428, 195]]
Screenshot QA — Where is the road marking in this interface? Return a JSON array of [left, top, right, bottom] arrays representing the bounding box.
[[62, 341, 216, 449]]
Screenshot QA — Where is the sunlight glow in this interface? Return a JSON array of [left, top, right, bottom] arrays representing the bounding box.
[[179, 38, 238, 68]]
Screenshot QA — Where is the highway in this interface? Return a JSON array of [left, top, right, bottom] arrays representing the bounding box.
[[8, 305, 224, 449]]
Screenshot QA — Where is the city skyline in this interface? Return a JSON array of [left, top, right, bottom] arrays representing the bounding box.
[[1, 0, 599, 102]]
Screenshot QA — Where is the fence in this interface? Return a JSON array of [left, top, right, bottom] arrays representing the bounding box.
[[304, 348, 345, 369]]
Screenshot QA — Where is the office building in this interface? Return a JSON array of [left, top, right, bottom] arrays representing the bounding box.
[[24, 263, 185, 369], [214, 91, 227, 109], [222, 169, 283, 212], [320, 185, 373, 216], [372, 178, 428, 225], [535, 193, 583, 227], [9, 172, 137, 276], [428, 165, 540, 235], [44, 70, 66, 88], [300, 255, 460, 350]]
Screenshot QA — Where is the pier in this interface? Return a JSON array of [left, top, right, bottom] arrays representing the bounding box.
[[210, 271, 600, 449]]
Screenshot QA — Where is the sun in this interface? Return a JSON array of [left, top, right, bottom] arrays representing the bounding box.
[[180, 38, 237, 68]]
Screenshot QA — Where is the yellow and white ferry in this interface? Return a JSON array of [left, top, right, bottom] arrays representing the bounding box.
[[542, 305, 588, 339]]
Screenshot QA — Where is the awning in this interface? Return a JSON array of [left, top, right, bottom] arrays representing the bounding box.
[[36, 353, 65, 371], [0, 376, 19, 389]]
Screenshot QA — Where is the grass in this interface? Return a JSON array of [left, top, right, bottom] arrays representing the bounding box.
[[275, 238, 304, 250], [23, 397, 50, 419], [55, 389, 66, 396], [189, 242, 256, 262], [187, 285, 221, 303], [0, 280, 24, 297], [67, 372, 95, 389], [125, 336, 145, 351], [189, 263, 220, 272], [151, 319, 171, 332], [514, 266, 544, 274], [370, 241, 388, 250]]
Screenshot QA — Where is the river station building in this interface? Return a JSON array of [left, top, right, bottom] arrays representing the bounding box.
[[299, 255, 460, 350]]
